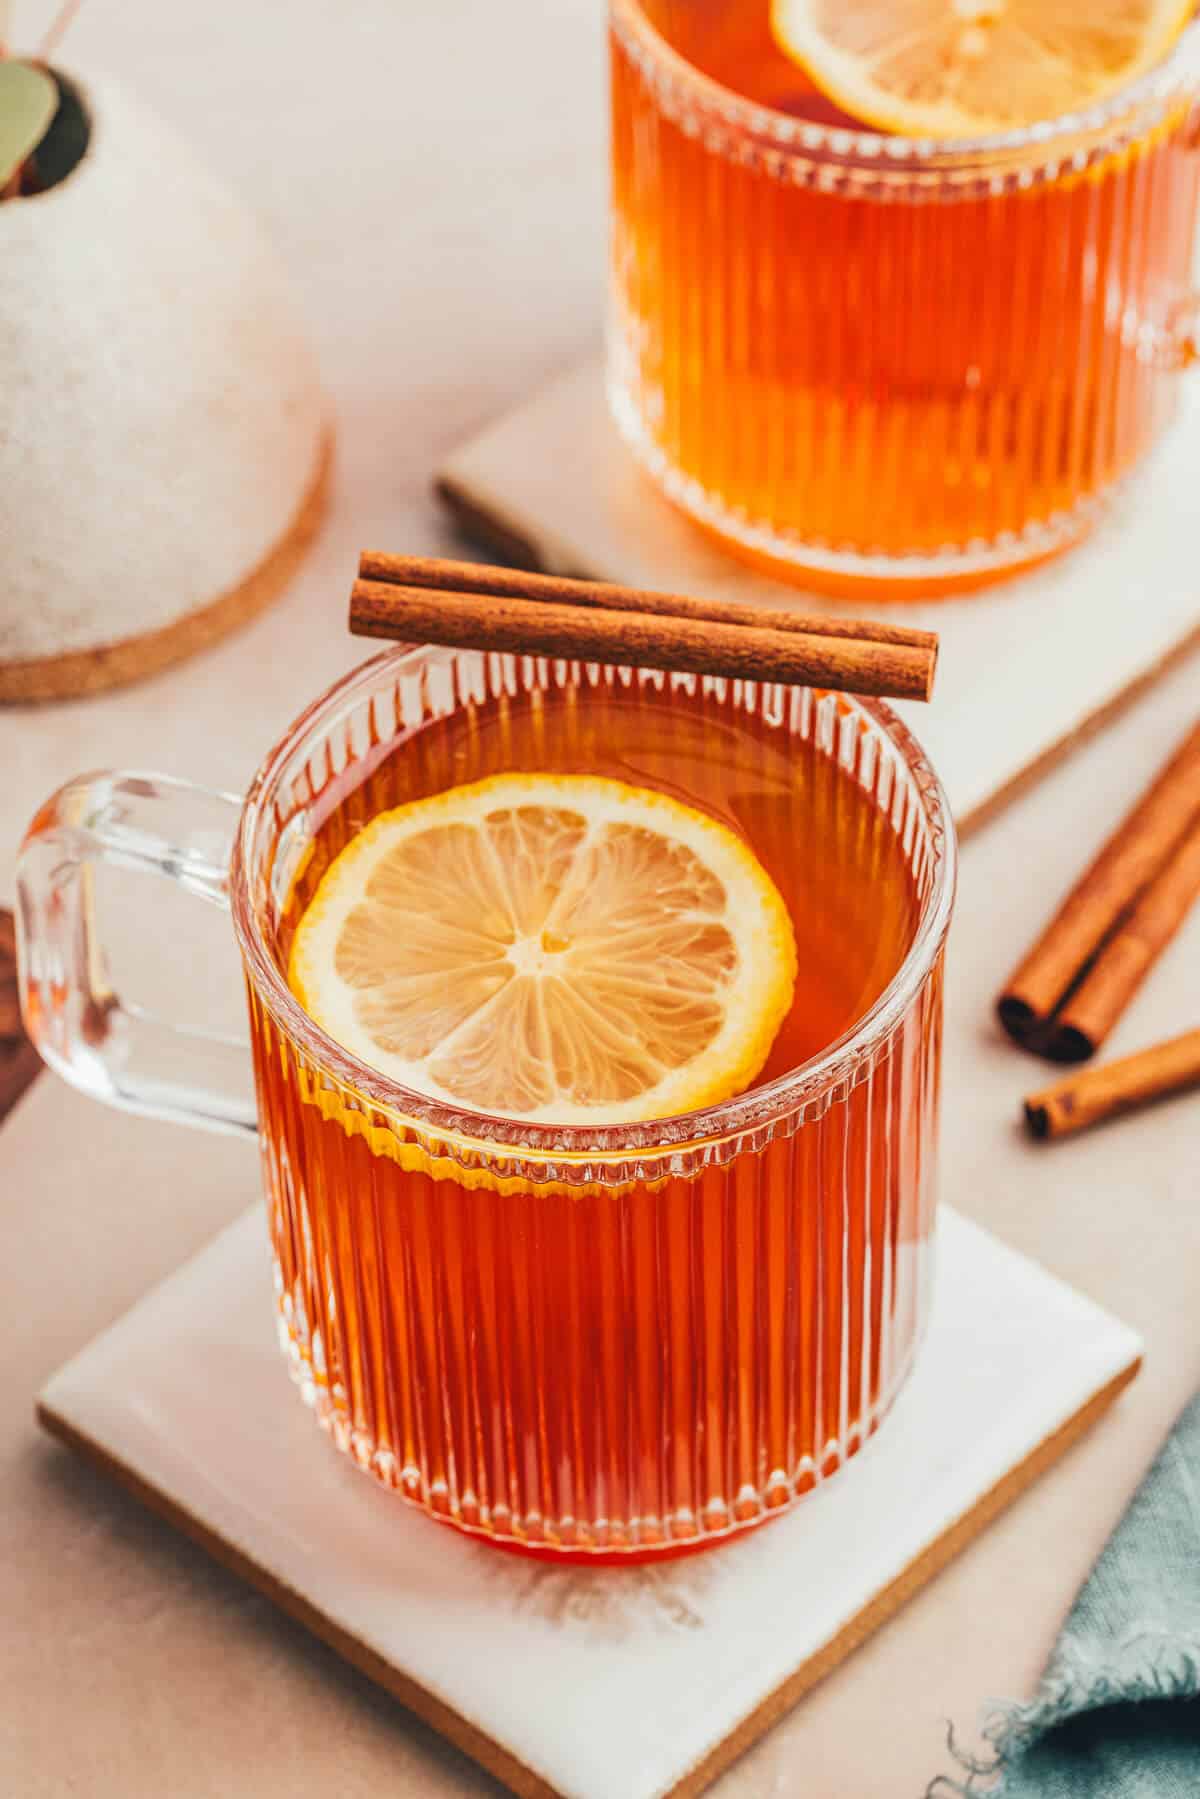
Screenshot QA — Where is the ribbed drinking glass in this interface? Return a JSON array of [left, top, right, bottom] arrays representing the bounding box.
[[610, 0, 1200, 590], [17, 647, 955, 1558]]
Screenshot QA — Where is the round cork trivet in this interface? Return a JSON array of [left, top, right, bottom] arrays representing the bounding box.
[[1, 72, 329, 701], [0, 431, 332, 705]]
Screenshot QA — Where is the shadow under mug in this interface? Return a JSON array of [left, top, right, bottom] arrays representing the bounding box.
[[610, 1, 1200, 591], [17, 647, 956, 1558]]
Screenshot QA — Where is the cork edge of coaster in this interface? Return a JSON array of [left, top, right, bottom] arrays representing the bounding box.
[[433, 474, 1200, 844], [668, 1355, 1140, 1798], [0, 428, 334, 706], [36, 1353, 1139, 1799], [35, 1398, 555, 1799], [952, 619, 1200, 838]]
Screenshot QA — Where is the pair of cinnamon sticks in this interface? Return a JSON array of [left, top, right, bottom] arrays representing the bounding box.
[[350, 553, 939, 702], [998, 720, 1200, 1141]]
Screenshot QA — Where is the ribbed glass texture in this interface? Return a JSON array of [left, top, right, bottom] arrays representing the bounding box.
[[609, 1, 1200, 587], [234, 649, 953, 1559]]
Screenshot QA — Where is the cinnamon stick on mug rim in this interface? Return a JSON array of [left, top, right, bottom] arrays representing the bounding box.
[[358, 552, 939, 652], [349, 558, 938, 703], [1024, 1027, 1200, 1141], [997, 719, 1200, 1061]]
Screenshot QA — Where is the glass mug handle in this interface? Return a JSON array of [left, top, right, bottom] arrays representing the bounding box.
[[15, 770, 258, 1137]]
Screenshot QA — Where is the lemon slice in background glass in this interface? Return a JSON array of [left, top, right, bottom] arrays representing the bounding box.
[[770, 0, 1194, 137]]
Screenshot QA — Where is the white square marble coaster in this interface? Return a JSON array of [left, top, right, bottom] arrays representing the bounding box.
[[436, 359, 1200, 836], [38, 1205, 1140, 1799]]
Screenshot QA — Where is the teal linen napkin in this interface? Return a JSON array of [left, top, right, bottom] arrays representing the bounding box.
[[930, 1393, 1200, 1797]]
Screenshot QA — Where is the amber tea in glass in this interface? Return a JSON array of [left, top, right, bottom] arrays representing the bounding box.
[[610, 0, 1200, 590], [17, 648, 955, 1558]]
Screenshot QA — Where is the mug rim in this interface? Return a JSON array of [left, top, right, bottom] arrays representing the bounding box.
[[229, 646, 957, 1157], [610, 0, 1200, 171]]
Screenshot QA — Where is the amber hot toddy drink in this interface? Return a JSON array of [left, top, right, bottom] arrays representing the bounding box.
[[610, 0, 1200, 590], [17, 647, 954, 1558]]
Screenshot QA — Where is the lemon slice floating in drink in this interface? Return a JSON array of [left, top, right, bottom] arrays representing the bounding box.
[[770, 0, 1194, 137], [289, 773, 797, 1125]]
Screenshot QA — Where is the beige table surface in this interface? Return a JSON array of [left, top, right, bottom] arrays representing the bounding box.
[[3, 2, 1200, 1794]]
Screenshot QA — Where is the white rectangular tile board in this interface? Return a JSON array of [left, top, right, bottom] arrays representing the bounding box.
[[38, 1204, 1141, 1799]]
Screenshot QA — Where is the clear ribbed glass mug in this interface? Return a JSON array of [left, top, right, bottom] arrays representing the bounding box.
[[16, 647, 955, 1558], [609, 1, 1200, 591]]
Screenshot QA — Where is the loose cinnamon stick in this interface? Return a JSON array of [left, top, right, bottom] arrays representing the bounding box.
[[1047, 816, 1200, 1061], [358, 552, 939, 653], [1024, 1028, 1200, 1140], [349, 571, 937, 703], [997, 720, 1200, 1058]]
